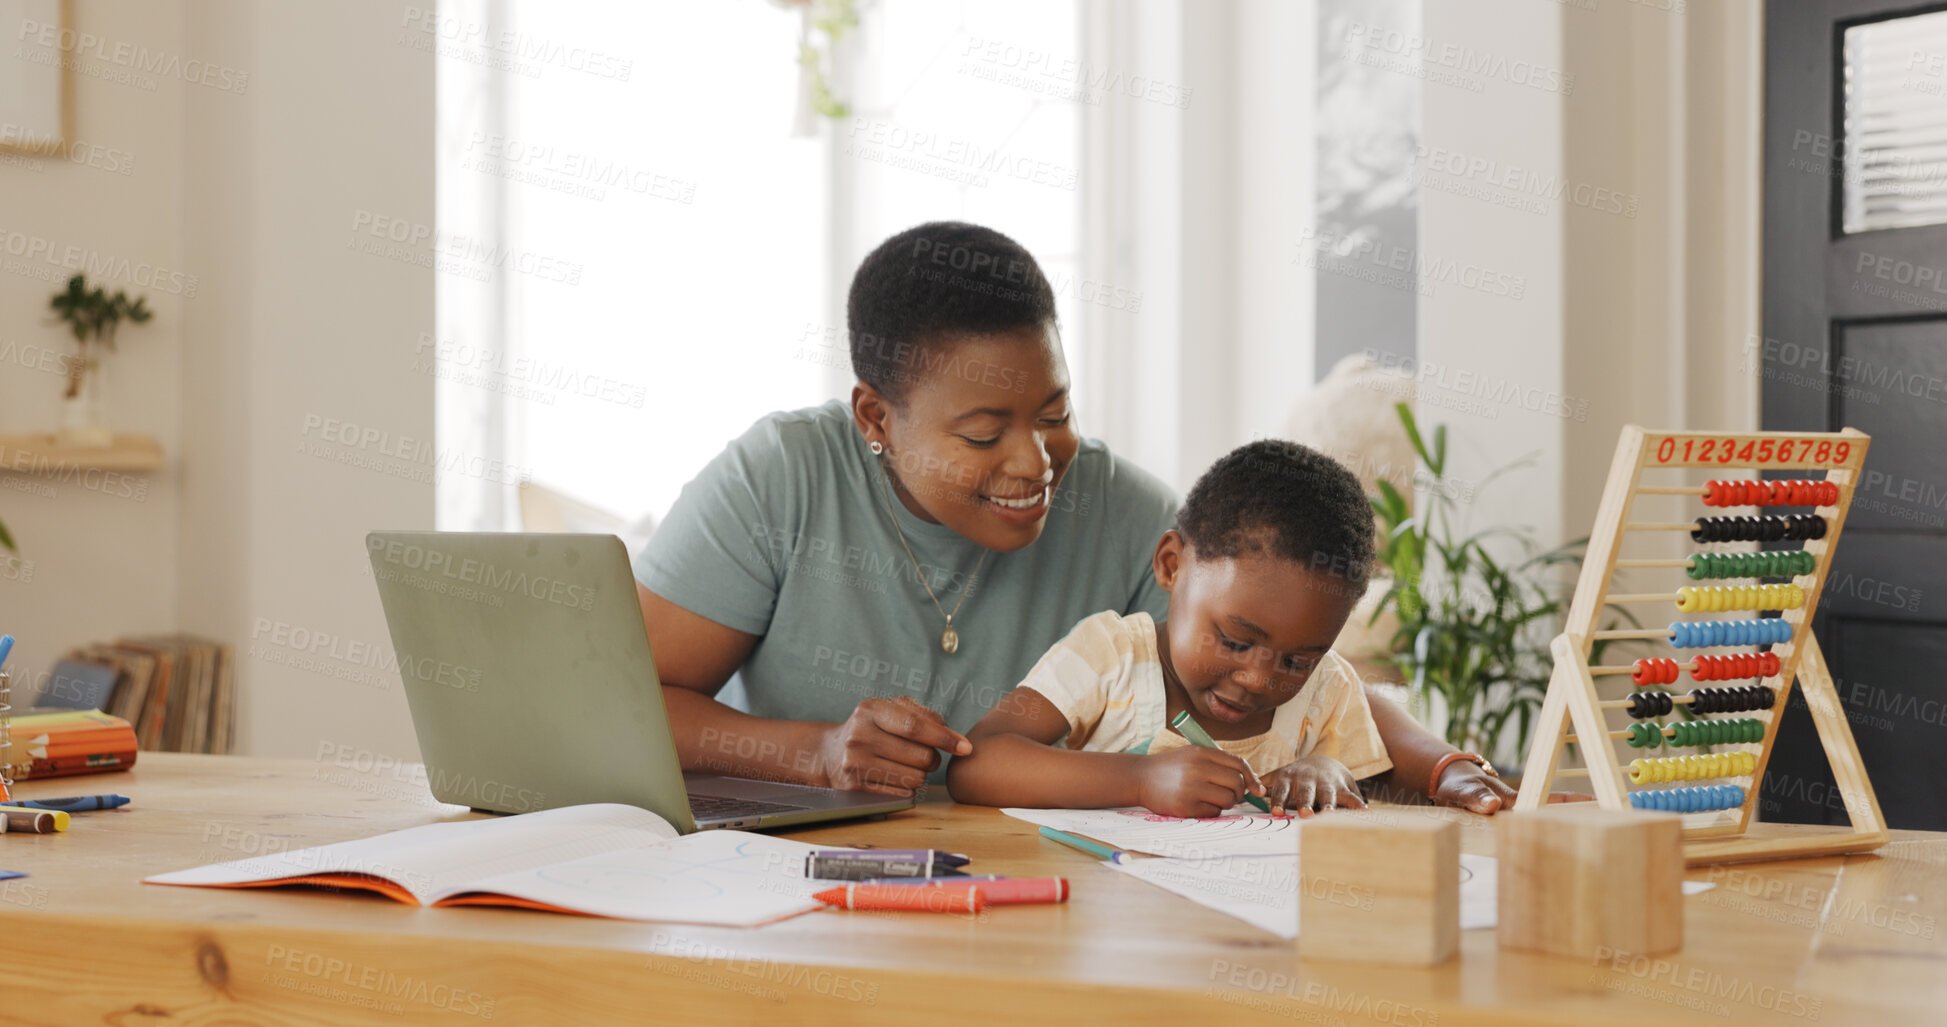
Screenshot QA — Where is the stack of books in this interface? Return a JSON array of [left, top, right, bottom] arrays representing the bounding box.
[[60, 634, 235, 754]]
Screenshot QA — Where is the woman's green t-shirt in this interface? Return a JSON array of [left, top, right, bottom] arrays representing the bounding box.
[[633, 400, 1179, 759]]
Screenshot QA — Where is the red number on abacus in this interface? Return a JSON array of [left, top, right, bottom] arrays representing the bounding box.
[[1834, 441, 1851, 463], [1737, 442, 1756, 462], [1657, 438, 1676, 462], [1758, 440, 1776, 463], [1699, 440, 1716, 460], [1718, 438, 1735, 463], [1799, 440, 1815, 461], [1815, 440, 1832, 463], [1683, 440, 1695, 461]]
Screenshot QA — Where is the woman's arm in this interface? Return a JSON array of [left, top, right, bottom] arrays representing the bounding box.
[[947, 687, 1260, 817], [641, 583, 970, 796], [1361, 684, 1520, 813]]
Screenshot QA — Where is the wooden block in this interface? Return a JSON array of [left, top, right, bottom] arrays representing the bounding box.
[[1298, 815, 1458, 965], [1497, 805, 1683, 959]]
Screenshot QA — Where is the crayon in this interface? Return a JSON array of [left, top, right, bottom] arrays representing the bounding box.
[[812, 849, 969, 867], [806, 855, 964, 880], [1038, 826, 1132, 864], [862, 875, 1011, 886], [813, 884, 986, 913], [0, 806, 65, 833], [896, 878, 1068, 905], [1170, 710, 1272, 812], [5, 794, 129, 812]]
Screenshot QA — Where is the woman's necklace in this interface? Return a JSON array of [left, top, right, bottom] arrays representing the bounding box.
[[874, 458, 989, 654]]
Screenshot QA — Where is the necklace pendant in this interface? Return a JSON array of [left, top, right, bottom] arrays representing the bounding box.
[[941, 624, 960, 654]]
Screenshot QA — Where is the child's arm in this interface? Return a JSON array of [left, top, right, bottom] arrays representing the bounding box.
[[946, 686, 1264, 817], [1260, 754, 1368, 817]]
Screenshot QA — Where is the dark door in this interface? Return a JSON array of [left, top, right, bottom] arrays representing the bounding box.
[[1764, 0, 1947, 831]]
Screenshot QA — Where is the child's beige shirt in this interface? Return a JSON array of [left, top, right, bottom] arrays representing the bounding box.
[[1017, 610, 1393, 779]]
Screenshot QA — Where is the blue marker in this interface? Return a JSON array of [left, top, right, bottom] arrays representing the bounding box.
[[0, 634, 14, 673], [6, 794, 129, 813]]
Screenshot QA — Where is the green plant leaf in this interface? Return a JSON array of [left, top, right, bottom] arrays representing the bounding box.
[[0, 516, 14, 554], [1396, 403, 1435, 471], [1431, 423, 1448, 477]]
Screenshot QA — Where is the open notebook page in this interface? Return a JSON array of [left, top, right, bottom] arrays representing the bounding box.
[[147, 804, 682, 904], [441, 830, 831, 926]]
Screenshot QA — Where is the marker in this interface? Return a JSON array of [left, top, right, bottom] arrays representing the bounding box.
[[5, 795, 128, 812], [1038, 825, 1132, 864], [813, 884, 986, 913], [0, 806, 66, 833], [908, 877, 1068, 905], [862, 875, 1012, 886], [1170, 710, 1272, 813], [806, 855, 965, 880], [0, 634, 14, 672], [814, 849, 969, 868]]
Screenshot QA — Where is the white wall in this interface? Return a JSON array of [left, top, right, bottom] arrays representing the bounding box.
[[178, 0, 434, 761], [0, 1, 186, 706], [1, 0, 434, 761]]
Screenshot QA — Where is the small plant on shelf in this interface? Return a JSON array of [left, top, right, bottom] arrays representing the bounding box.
[[47, 273, 151, 447]]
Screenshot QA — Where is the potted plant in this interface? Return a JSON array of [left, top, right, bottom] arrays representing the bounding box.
[[47, 273, 150, 448], [1367, 403, 1603, 767]]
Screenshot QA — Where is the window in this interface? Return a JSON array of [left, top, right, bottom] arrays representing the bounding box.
[[436, 0, 1082, 531]]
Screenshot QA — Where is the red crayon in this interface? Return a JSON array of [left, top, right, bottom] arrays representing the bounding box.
[[903, 877, 1068, 906], [812, 884, 987, 913]]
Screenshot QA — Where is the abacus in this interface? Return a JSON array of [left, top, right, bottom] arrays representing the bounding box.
[[1513, 428, 1888, 865]]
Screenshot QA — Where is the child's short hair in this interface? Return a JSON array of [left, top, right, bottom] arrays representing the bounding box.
[[847, 221, 1058, 406], [1176, 439, 1375, 591]]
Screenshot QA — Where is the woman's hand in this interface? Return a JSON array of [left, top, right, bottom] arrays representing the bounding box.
[[815, 697, 973, 796], [1136, 746, 1264, 818], [1262, 755, 1367, 817]]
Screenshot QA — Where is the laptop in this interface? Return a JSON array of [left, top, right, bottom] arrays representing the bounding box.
[[365, 530, 914, 831]]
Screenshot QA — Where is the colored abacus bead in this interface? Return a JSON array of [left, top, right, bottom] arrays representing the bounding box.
[[1632, 658, 1680, 685], [1687, 685, 1776, 714], [1688, 652, 1782, 682], [1684, 551, 1818, 580], [1626, 752, 1757, 785], [1627, 722, 1666, 748], [1628, 785, 1745, 813], [1700, 480, 1839, 508], [1674, 584, 1805, 613], [1690, 514, 1827, 544], [1664, 718, 1765, 748], [1668, 619, 1795, 648], [1625, 691, 1676, 720]]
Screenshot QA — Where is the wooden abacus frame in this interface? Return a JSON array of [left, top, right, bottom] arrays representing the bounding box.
[[1513, 427, 1889, 866]]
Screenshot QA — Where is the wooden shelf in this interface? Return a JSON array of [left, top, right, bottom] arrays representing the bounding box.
[[0, 433, 164, 473]]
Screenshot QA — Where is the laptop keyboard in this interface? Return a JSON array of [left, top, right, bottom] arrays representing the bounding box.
[[687, 794, 811, 820]]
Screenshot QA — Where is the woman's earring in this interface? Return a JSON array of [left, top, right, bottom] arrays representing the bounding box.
[[869, 441, 884, 455]]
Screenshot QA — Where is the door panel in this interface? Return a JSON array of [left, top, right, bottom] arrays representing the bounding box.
[[1764, 0, 1947, 830]]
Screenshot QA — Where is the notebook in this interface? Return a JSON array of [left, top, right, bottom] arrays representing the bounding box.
[[145, 803, 836, 926]]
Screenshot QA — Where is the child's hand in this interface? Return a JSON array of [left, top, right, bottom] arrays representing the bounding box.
[[1261, 755, 1366, 817], [1136, 746, 1266, 818]]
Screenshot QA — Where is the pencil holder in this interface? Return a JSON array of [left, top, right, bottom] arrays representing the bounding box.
[[0, 669, 11, 799]]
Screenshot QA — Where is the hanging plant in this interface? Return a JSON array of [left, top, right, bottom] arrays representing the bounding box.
[[776, 0, 860, 125]]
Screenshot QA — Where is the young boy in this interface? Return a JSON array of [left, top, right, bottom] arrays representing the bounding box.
[[945, 440, 1390, 818]]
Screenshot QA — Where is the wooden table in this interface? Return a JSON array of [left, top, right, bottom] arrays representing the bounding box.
[[0, 754, 1939, 1025]]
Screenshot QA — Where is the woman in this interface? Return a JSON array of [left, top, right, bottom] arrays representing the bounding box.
[[634, 221, 1518, 813]]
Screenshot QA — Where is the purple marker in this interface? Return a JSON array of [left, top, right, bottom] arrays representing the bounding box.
[[812, 849, 970, 867], [861, 875, 1010, 886]]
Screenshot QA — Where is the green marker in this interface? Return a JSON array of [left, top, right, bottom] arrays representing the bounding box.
[[1170, 709, 1272, 812]]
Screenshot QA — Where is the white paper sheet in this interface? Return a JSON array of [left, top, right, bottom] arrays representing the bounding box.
[[1007, 807, 1715, 938], [148, 803, 684, 904], [1002, 806, 1301, 858], [452, 830, 830, 926]]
